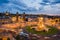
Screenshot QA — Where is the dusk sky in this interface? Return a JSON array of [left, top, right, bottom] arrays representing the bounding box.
[[0, 0, 60, 15]]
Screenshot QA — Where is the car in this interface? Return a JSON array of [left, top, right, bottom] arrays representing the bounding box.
[[19, 31, 28, 37]]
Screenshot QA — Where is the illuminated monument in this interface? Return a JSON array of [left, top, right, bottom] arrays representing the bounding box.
[[36, 15, 49, 31]]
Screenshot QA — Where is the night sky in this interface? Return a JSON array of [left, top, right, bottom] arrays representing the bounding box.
[[0, 0, 60, 15]]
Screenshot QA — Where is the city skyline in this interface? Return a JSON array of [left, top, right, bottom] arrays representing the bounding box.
[[0, 0, 60, 15], [0, 1, 60, 40]]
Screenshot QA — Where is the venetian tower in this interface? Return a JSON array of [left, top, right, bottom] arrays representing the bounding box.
[[16, 12, 19, 22]]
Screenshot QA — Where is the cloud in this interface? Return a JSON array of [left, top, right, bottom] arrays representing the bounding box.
[[0, 0, 60, 15], [43, 3, 60, 14]]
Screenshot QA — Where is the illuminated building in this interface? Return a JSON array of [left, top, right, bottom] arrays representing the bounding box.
[[0, 12, 60, 29], [0, 12, 12, 24], [11, 16, 16, 22]]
